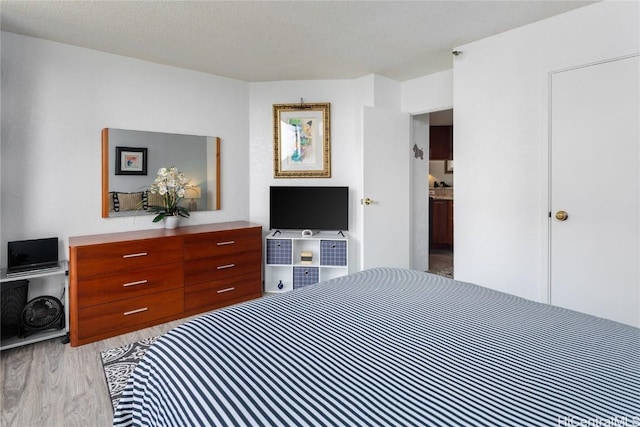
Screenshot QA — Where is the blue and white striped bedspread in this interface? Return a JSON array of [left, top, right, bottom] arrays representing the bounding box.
[[113, 268, 640, 426]]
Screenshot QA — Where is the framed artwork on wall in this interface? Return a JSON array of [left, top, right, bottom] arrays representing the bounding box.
[[273, 102, 331, 178], [445, 160, 454, 174], [115, 146, 147, 175]]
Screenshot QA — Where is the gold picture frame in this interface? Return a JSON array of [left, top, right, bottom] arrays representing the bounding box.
[[273, 102, 331, 178]]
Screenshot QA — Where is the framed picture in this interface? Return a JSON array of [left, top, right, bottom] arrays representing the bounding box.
[[273, 102, 331, 178], [115, 146, 147, 175], [445, 160, 454, 174]]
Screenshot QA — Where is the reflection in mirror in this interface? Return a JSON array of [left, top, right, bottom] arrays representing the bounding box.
[[102, 128, 220, 218]]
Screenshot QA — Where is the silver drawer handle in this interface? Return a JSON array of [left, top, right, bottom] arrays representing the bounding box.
[[217, 287, 235, 294], [123, 307, 148, 316], [216, 241, 235, 246], [123, 252, 148, 258], [123, 280, 148, 287], [217, 263, 235, 270]]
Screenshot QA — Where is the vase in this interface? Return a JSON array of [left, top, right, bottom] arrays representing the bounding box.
[[164, 216, 179, 229]]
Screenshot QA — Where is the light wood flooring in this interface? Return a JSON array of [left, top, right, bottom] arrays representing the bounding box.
[[1, 315, 200, 427]]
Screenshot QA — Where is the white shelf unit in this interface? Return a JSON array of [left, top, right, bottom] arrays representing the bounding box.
[[0, 261, 69, 351], [265, 230, 348, 293]]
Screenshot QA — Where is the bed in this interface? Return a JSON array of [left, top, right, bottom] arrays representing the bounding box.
[[113, 268, 640, 426]]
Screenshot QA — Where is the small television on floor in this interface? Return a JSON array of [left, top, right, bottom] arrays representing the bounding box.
[[270, 186, 349, 231]]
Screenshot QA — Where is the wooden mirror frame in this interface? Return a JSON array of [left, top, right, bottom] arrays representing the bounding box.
[[101, 128, 220, 218]]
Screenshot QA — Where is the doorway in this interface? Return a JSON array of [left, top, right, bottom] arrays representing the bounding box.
[[427, 109, 453, 278]]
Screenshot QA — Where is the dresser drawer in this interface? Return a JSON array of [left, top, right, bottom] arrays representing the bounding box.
[[68, 221, 262, 346], [184, 272, 261, 313], [184, 250, 261, 286], [72, 236, 183, 278], [76, 263, 183, 308], [183, 227, 261, 260], [77, 288, 183, 340]]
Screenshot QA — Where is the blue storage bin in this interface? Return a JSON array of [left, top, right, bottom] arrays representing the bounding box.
[[320, 240, 347, 266], [293, 267, 319, 289], [266, 239, 292, 265]]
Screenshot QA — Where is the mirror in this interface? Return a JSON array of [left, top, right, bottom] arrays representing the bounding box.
[[102, 128, 220, 218]]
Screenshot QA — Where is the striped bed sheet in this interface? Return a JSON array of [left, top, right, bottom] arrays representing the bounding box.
[[113, 268, 640, 426]]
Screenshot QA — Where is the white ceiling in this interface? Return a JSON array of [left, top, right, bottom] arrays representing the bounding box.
[[0, 0, 595, 82]]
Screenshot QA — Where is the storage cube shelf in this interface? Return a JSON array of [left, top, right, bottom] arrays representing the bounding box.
[[266, 240, 292, 264], [265, 231, 348, 293], [293, 267, 319, 289], [320, 240, 347, 266]]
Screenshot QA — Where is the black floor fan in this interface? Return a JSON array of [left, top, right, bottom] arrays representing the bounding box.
[[20, 296, 64, 338]]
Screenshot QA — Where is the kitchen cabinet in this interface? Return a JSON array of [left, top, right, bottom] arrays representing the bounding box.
[[429, 126, 453, 160], [430, 198, 453, 248]]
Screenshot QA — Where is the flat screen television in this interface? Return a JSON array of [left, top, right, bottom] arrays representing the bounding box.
[[270, 186, 349, 231]]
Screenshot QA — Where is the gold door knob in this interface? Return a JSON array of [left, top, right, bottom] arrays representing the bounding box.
[[361, 197, 377, 206], [555, 210, 569, 221]]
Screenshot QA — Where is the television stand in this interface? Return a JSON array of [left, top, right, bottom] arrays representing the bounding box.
[[264, 230, 348, 293]]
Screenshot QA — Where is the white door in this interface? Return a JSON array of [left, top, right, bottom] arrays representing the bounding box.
[[550, 55, 639, 327], [362, 106, 411, 269]]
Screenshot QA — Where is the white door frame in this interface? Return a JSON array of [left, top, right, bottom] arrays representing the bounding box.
[[410, 113, 430, 272]]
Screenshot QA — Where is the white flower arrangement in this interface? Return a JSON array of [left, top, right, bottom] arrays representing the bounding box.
[[148, 166, 191, 222]]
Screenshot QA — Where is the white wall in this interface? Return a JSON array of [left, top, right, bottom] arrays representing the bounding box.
[[402, 70, 453, 115], [453, 1, 639, 300], [248, 80, 362, 270], [0, 31, 415, 274], [249, 74, 417, 272], [401, 69, 454, 272], [0, 32, 250, 264], [13, 1, 625, 290], [411, 114, 430, 271]]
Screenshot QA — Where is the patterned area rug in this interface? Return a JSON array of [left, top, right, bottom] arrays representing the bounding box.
[[100, 336, 159, 411]]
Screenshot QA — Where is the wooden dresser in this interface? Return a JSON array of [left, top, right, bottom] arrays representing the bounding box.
[[68, 221, 262, 346]]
